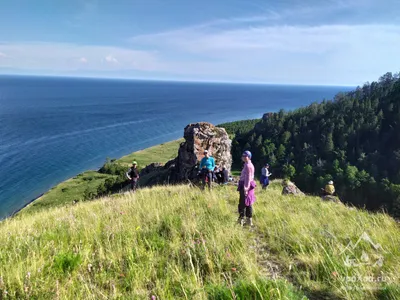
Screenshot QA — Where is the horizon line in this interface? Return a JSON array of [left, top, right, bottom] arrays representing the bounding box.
[[0, 73, 358, 88]]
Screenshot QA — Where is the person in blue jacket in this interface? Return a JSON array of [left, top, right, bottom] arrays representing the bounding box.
[[199, 150, 215, 189]]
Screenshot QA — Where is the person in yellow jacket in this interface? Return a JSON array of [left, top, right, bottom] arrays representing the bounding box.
[[324, 180, 335, 195]]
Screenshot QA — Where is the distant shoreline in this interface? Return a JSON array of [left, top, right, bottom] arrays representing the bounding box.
[[10, 193, 44, 218], [7, 173, 96, 220], [6, 140, 184, 220]]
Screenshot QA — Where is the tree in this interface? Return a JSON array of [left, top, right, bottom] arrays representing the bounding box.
[[83, 186, 98, 200], [276, 144, 286, 161], [281, 131, 292, 145], [229, 72, 400, 218], [97, 182, 107, 196], [303, 164, 313, 178], [325, 132, 334, 154], [105, 177, 117, 192], [269, 153, 277, 167], [345, 165, 360, 190], [282, 164, 296, 179]]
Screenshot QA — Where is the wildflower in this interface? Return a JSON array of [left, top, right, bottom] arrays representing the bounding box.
[[231, 268, 237, 272], [120, 212, 125, 215], [26, 272, 31, 279], [151, 296, 156, 300], [332, 271, 338, 278], [136, 226, 140, 231]]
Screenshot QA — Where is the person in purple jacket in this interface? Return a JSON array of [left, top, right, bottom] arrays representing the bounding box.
[[237, 150, 256, 226]]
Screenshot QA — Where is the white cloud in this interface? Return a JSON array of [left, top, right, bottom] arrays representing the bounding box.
[[129, 23, 400, 85], [1, 0, 400, 85], [104, 55, 118, 64], [0, 42, 163, 72]]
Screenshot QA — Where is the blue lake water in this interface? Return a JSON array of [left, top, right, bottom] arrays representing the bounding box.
[[0, 75, 353, 219]]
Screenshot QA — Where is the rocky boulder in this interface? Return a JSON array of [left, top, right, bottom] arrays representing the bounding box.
[[322, 195, 341, 203], [172, 122, 232, 182], [139, 163, 164, 176], [140, 122, 232, 186], [281, 181, 304, 196]]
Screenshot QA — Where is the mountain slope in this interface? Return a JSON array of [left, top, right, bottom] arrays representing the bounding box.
[[231, 72, 400, 217], [2, 183, 399, 299], [17, 140, 182, 217]]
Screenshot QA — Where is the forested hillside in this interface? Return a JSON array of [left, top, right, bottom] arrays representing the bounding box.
[[230, 72, 400, 218], [218, 119, 260, 138]]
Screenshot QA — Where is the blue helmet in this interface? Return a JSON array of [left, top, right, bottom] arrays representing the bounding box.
[[242, 150, 252, 159]]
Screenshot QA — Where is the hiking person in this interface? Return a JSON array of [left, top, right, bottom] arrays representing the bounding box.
[[237, 150, 256, 226], [221, 165, 229, 184], [321, 180, 340, 202], [214, 166, 221, 183], [126, 161, 139, 192], [260, 163, 272, 189], [199, 150, 215, 189], [323, 180, 335, 196]]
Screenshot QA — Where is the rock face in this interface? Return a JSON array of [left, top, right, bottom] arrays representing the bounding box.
[[282, 181, 305, 196], [322, 195, 341, 203], [173, 122, 232, 182], [139, 163, 164, 176], [141, 122, 232, 186]]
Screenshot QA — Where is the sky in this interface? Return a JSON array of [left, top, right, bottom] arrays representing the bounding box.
[[0, 0, 399, 85]]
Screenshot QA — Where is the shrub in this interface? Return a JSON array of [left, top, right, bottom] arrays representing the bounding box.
[[82, 176, 95, 182], [83, 186, 98, 200], [99, 160, 126, 176], [53, 252, 81, 274]]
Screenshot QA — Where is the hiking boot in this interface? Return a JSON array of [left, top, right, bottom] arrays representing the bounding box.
[[246, 217, 254, 227], [237, 217, 245, 226]]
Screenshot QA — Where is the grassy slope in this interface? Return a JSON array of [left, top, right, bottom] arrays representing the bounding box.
[[2, 182, 399, 299], [19, 140, 182, 216], [117, 139, 183, 167]]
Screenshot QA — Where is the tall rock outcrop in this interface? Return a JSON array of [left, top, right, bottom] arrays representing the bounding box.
[[173, 122, 232, 181], [140, 122, 232, 186]]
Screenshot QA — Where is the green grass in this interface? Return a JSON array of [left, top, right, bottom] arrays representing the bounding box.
[[2, 182, 399, 299], [19, 171, 114, 216], [18, 140, 182, 216], [117, 139, 183, 167]]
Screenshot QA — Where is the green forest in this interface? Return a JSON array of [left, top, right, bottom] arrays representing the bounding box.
[[228, 72, 400, 218]]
